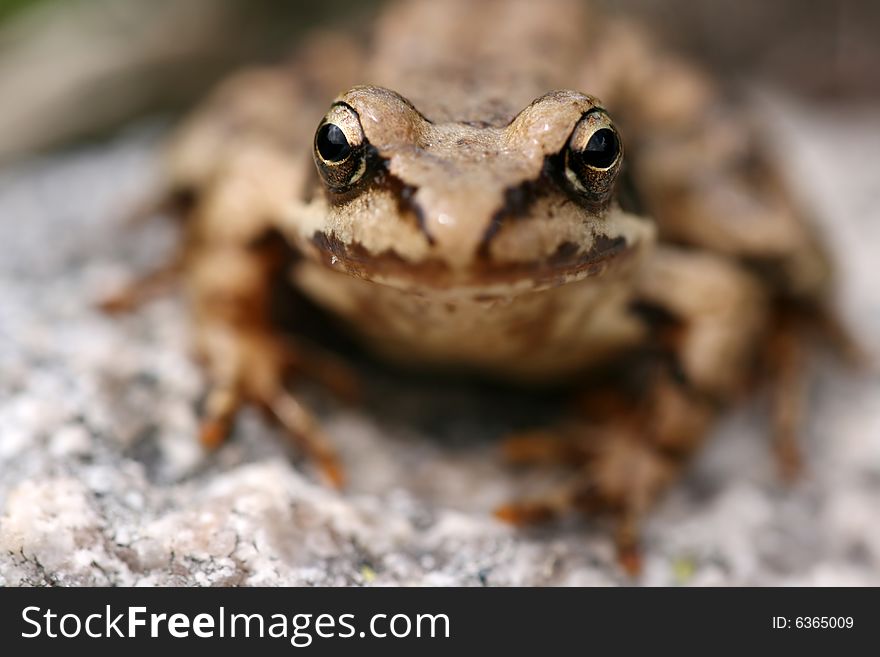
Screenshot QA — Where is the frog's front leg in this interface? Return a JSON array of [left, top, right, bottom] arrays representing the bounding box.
[[498, 247, 769, 574], [187, 240, 357, 488]]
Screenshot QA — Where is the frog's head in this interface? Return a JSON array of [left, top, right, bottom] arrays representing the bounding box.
[[299, 85, 648, 292]]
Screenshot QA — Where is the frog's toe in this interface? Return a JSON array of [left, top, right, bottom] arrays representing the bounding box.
[[265, 389, 345, 488], [494, 490, 569, 526], [501, 427, 591, 466], [199, 382, 241, 449], [97, 258, 182, 314]]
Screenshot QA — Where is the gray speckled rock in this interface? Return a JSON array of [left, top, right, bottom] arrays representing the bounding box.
[[1, 95, 879, 586]]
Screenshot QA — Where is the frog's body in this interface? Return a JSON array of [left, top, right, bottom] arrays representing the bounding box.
[[111, 0, 840, 572]]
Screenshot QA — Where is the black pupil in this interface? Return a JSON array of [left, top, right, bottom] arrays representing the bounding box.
[[316, 123, 351, 162], [582, 128, 618, 169]]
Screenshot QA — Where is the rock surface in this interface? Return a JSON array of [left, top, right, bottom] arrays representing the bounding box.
[[1, 95, 879, 586]]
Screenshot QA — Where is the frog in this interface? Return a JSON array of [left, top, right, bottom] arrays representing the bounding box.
[[103, 0, 849, 574]]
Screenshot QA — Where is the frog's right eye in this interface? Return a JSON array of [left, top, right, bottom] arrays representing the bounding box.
[[563, 109, 622, 205], [314, 103, 367, 190]]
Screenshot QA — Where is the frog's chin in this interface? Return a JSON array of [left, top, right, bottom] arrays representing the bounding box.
[[308, 230, 638, 295]]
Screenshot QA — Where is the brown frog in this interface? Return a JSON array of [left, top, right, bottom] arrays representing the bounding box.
[[105, 0, 848, 574]]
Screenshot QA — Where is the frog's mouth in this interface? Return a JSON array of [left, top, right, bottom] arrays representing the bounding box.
[[308, 230, 638, 294]]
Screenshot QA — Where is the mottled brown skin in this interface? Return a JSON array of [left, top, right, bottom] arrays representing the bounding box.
[[107, 0, 841, 574]]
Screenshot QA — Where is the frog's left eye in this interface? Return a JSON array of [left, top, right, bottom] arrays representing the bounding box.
[[563, 109, 622, 203], [314, 103, 367, 190]]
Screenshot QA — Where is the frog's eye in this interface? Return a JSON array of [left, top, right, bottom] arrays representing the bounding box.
[[563, 109, 622, 203], [314, 103, 367, 190]]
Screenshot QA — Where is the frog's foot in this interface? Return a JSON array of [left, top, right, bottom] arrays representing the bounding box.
[[198, 328, 358, 488], [497, 430, 678, 576], [497, 377, 714, 575]]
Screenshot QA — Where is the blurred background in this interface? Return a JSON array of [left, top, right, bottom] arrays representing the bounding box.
[[0, 0, 877, 163]]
